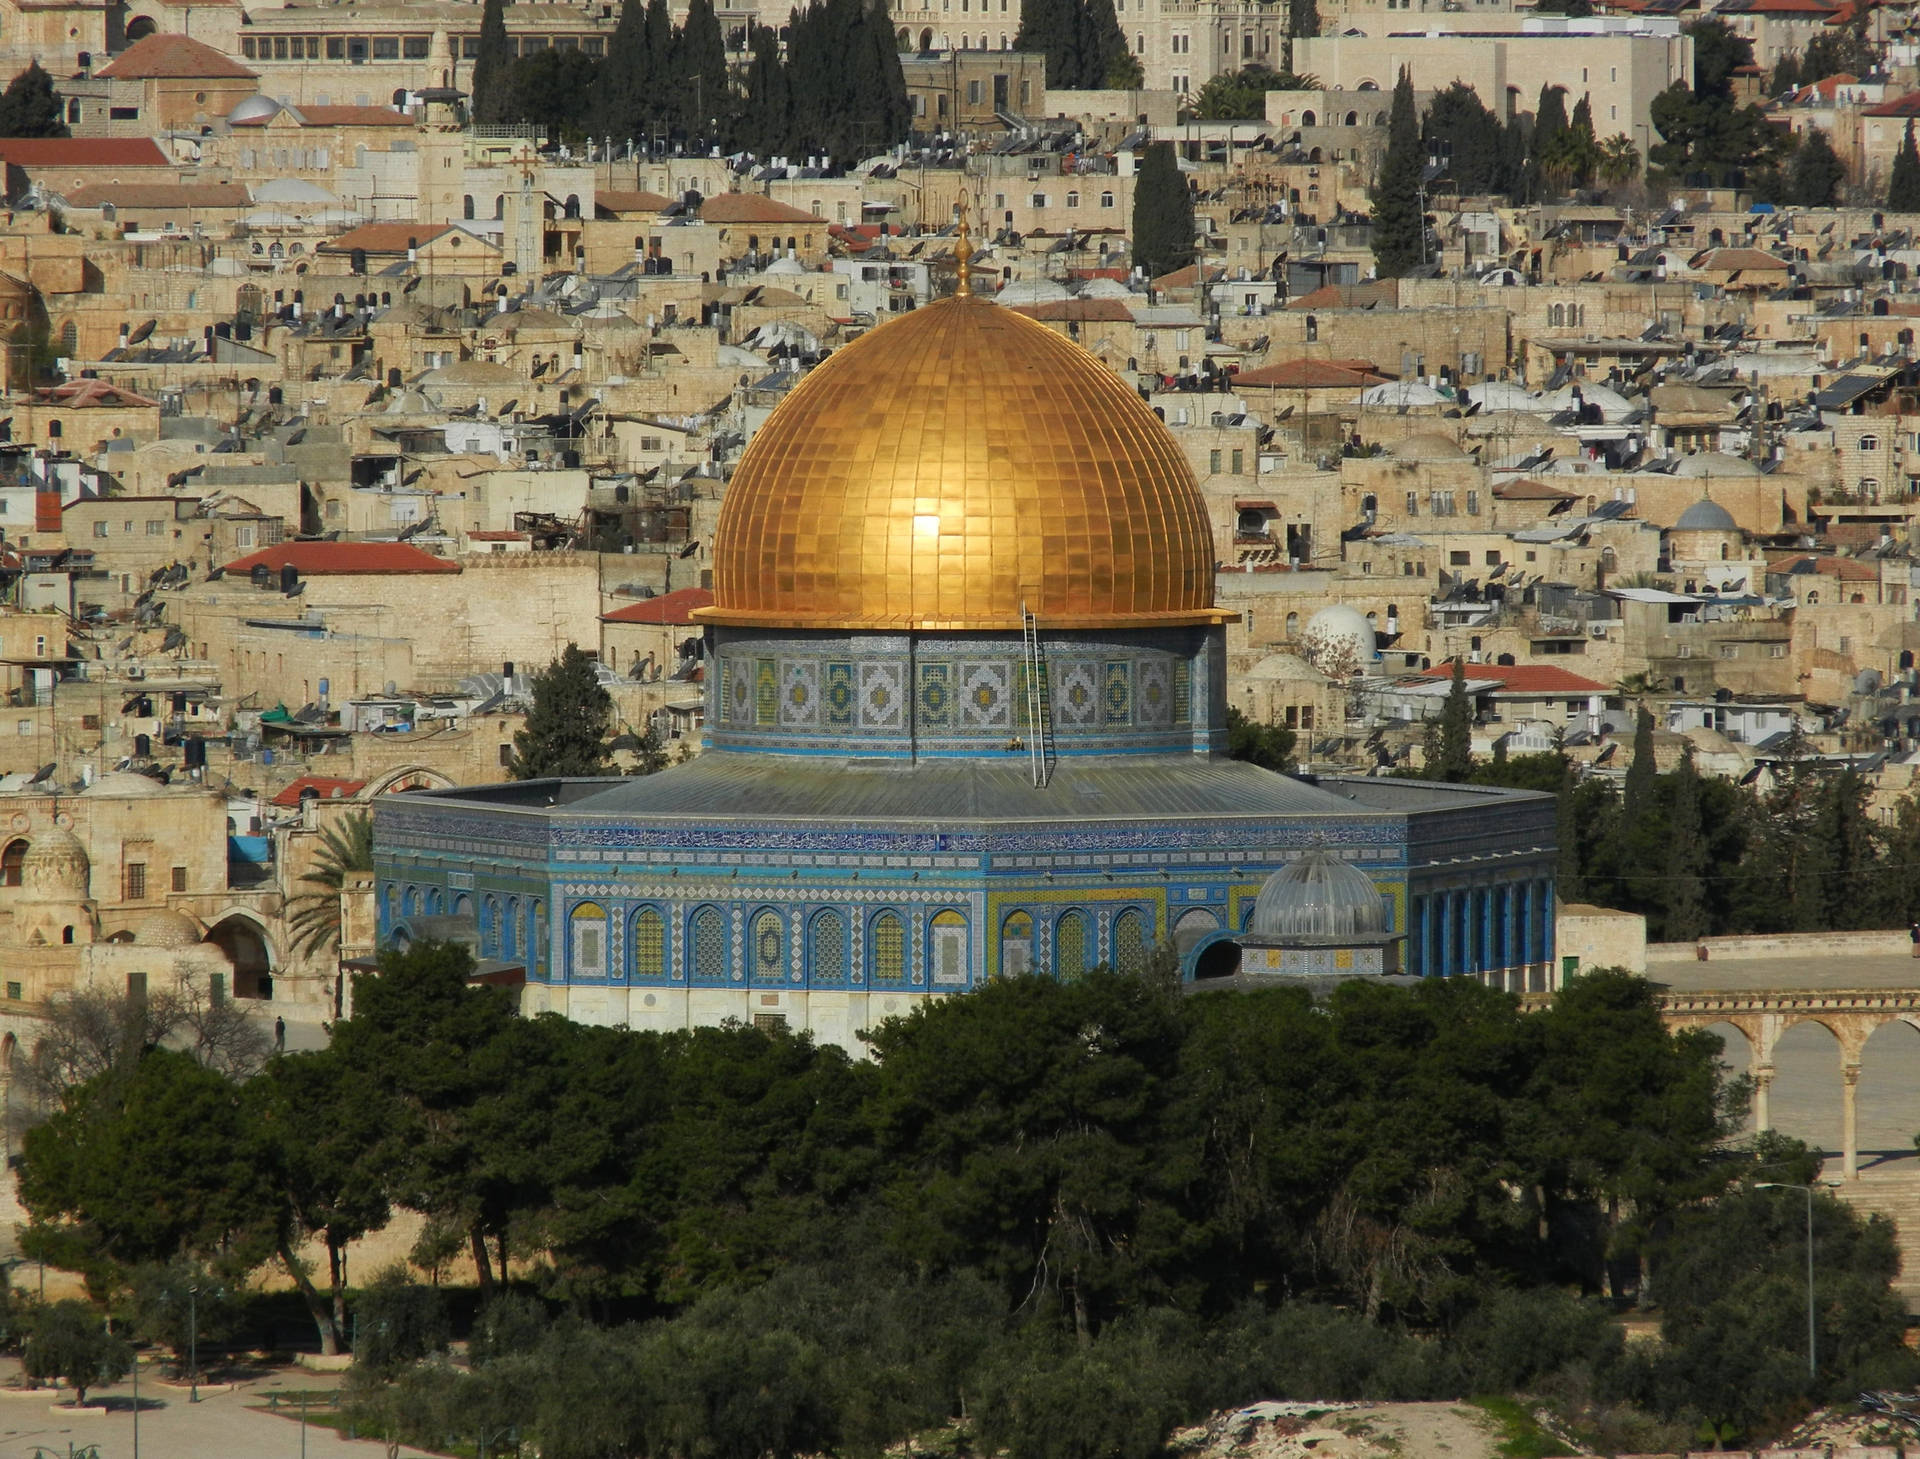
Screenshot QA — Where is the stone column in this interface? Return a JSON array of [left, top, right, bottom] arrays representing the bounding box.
[[1753, 1062, 1775, 1133], [1843, 1062, 1862, 1180]]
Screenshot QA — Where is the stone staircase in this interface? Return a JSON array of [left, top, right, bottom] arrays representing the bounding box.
[[1833, 1164, 1920, 1311]]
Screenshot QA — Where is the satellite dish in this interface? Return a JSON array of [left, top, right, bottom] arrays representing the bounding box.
[[27, 762, 55, 783], [128, 319, 156, 345]]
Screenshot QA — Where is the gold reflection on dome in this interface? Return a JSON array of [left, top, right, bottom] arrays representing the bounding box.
[[698, 293, 1224, 631]]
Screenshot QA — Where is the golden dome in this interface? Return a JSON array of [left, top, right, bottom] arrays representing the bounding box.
[[701, 294, 1222, 631]]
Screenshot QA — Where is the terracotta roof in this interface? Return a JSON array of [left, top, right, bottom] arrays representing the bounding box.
[[1231, 358, 1389, 388], [1416, 663, 1610, 694], [65, 181, 250, 209], [270, 775, 367, 807], [223, 542, 460, 575], [1494, 477, 1580, 501], [1689, 246, 1791, 271], [1783, 71, 1859, 103], [698, 194, 820, 224], [1768, 553, 1880, 579], [319, 221, 450, 254], [596, 189, 673, 215], [1007, 299, 1136, 324], [602, 587, 715, 624], [96, 32, 257, 79], [1866, 91, 1920, 116], [0, 138, 169, 167], [34, 379, 160, 408]]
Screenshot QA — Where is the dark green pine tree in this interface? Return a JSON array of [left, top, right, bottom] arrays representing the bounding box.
[[1371, 67, 1425, 277], [591, 0, 647, 141], [1787, 126, 1845, 206], [509, 645, 616, 779], [1554, 751, 1585, 902], [0, 63, 67, 139], [1130, 140, 1194, 278], [675, 0, 729, 141], [1081, 0, 1135, 88], [1770, 52, 1801, 94], [1436, 657, 1474, 782], [786, 1, 831, 152], [470, 0, 515, 126], [1289, 0, 1319, 41], [1890, 120, 1920, 211], [741, 25, 793, 155], [1662, 745, 1709, 943]]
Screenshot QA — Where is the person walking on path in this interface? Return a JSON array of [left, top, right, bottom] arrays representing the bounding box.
[[274, 1016, 286, 1051]]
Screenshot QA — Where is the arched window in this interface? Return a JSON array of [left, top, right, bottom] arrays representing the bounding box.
[[532, 900, 547, 978], [808, 909, 847, 985], [481, 896, 499, 955], [871, 911, 906, 985], [402, 885, 419, 917], [1000, 910, 1033, 977], [1055, 911, 1088, 979], [463, 195, 475, 220], [750, 908, 784, 984], [930, 909, 967, 984], [424, 887, 443, 916], [1285, 612, 1299, 636], [0, 839, 23, 887], [690, 906, 727, 983], [503, 896, 518, 958], [1861, 434, 1880, 452], [494, 195, 505, 219], [570, 901, 607, 977], [384, 884, 398, 930], [1550, 304, 1565, 327], [632, 906, 665, 979], [564, 194, 581, 219], [1112, 908, 1148, 975]]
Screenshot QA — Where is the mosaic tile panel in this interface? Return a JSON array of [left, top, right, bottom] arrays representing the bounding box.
[[1103, 662, 1131, 725], [859, 662, 905, 729], [1054, 661, 1099, 727], [780, 661, 820, 728], [727, 658, 752, 725], [1173, 661, 1192, 725], [825, 662, 855, 727], [754, 659, 777, 726], [918, 662, 953, 730], [1137, 661, 1171, 727], [960, 661, 1012, 729]]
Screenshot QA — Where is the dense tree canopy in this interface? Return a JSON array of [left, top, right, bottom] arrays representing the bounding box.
[[510, 644, 615, 779], [0, 63, 67, 139], [1371, 70, 1425, 276], [1131, 141, 1195, 278]]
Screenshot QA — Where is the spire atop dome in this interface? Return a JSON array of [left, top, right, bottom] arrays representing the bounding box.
[[954, 195, 974, 298]]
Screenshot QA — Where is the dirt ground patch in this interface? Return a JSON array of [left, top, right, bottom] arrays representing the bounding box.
[[1173, 1400, 1505, 1459]]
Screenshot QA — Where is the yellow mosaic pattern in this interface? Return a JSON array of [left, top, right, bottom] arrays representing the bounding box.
[[700, 295, 1225, 631]]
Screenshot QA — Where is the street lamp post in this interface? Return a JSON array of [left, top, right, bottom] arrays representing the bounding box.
[[1755, 1182, 1818, 1381], [186, 1283, 199, 1403]]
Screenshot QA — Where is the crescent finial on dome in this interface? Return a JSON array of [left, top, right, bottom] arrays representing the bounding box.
[[954, 194, 973, 298]]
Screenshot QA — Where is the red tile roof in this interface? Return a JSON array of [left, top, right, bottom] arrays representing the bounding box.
[[1417, 663, 1611, 694], [0, 138, 169, 167], [64, 181, 250, 209], [223, 542, 460, 575], [35, 379, 161, 408], [1768, 553, 1880, 579], [1867, 91, 1920, 116], [319, 221, 451, 255], [97, 32, 256, 78], [1287, 281, 1397, 310], [270, 775, 367, 807], [234, 103, 412, 127], [602, 587, 714, 624], [1689, 246, 1791, 271], [699, 194, 820, 224], [1494, 477, 1580, 500], [596, 189, 673, 214]]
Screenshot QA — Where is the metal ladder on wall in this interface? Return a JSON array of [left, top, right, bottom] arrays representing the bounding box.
[[1021, 602, 1054, 788]]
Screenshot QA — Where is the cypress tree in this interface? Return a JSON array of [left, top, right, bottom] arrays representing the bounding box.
[[1526, 83, 1568, 201], [860, 0, 912, 147], [1371, 67, 1425, 277], [1787, 126, 1845, 206], [742, 25, 793, 155], [0, 63, 66, 139], [470, 0, 515, 126], [1436, 657, 1474, 782], [641, 0, 674, 135], [1662, 745, 1708, 942], [591, 0, 647, 141], [1082, 0, 1134, 88], [1622, 704, 1656, 826], [1890, 120, 1920, 211], [1016, 0, 1080, 88], [676, 0, 728, 141], [1131, 140, 1194, 278]]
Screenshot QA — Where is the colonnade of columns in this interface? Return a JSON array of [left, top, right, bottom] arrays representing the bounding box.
[[1410, 878, 1555, 983]]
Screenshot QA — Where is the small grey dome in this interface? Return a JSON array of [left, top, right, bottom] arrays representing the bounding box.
[[1675, 452, 1760, 479], [1250, 848, 1386, 939], [227, 93, 283, 124], [1674, 497, 1738, 532], [136, 908, 202, 948]]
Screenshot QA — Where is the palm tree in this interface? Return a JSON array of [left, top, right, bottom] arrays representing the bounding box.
[[1598, 133, 1641, 187], [286, 811, 374, 959]]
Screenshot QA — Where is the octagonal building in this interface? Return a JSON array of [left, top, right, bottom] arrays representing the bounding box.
[[373, 272, 1557, 1049]]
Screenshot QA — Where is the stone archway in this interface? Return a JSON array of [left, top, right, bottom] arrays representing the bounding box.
[[365, 765, 456, 797], [1857, 1018, 1920, 1174], [204, 914, 274, 1000]]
